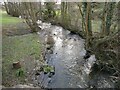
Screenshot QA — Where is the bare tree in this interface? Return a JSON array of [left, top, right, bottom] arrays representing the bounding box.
[[101, 2, 116, 36], [4, 2, 20, 17], [20, 2, 41, 32]]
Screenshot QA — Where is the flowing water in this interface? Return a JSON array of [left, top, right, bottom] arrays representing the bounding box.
[[37, 22, 115, 88]]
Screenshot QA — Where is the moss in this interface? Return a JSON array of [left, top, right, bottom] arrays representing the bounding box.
[[43, 65, 55, 74]]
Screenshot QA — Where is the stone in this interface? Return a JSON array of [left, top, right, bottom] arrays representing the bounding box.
[[83, 50, 91, 59], [35, 72, 40, 75], [13, 84, 34, 88], [13, 61, 21, 69], [46, 35, 54, 45]]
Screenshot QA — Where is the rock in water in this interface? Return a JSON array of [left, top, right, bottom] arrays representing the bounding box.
[[46, 35, 54, 45], [35, 71, 40, 76], [69, 31, 76, 35], [84, 50, 91, 59]]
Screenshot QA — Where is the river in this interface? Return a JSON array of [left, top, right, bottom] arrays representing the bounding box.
[[36, 22, 115, 88]]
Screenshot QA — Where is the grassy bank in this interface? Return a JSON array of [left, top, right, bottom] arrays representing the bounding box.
[[0, 10, 23, 25], [2, 34, 42, 87], [2, 10, 43, 87]]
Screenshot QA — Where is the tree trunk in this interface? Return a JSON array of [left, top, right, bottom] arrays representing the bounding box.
[[61, 2, 65, 25], [101, 2, 107, 36], [4, 2, 10, 14], [105, 2, 116, 35], [85, 2, 92, 50]]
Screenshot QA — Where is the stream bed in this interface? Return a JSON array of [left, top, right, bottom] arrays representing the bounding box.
[[36, 22, 115, 88]]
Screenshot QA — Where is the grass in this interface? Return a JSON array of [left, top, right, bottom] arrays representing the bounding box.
[[2, 34, 41, 63], [1, 10, 30, 36], [2, 9, 43, 87], [2, 34, 42, 86], [0, 10, 23, 25]]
